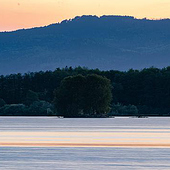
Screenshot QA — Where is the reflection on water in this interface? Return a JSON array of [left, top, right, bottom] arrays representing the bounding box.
[[0, 117, 170, 147], [1, 117, 170, 169]]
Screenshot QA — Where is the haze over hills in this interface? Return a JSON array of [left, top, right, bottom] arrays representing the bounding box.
[[0, 15, 170, 75]]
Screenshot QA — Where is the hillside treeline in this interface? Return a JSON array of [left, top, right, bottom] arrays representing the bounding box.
[[0, 66, 170, 116]]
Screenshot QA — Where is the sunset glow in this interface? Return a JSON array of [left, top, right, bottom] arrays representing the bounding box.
[[1, 130, 170, 147], [0, 0, 170, 31]]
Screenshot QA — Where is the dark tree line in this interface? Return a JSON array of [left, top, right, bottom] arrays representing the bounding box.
[[0, 66, 170, 116]]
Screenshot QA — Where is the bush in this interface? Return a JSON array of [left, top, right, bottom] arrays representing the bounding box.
[[0, 104, 28, 116], [110, 103, 138, 116], [0, 101, 55, 116], [28, 101, 54, 116]]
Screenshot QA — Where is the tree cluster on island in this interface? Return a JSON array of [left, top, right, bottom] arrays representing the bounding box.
[[0, 66, 170, 117]]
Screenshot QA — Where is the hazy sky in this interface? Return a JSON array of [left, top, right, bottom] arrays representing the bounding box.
[[0, 0, 170, 31]]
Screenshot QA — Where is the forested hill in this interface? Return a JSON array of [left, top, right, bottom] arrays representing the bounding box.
[[0, 15, 170, 75]]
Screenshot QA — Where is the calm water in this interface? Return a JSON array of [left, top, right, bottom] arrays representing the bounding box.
[[0, 117, 170, 169]]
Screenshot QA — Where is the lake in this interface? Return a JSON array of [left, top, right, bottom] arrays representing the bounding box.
[[0, 117, 170, 169]]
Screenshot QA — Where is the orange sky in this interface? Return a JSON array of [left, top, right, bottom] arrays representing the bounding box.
[[0, 0, 170, 31]]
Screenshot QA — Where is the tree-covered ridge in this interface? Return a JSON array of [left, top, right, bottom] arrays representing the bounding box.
[[0, 66, 170, 117], [0, 15, 170, 74]]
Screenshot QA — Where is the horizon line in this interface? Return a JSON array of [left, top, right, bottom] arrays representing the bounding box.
[[1, 14, 170, 33]]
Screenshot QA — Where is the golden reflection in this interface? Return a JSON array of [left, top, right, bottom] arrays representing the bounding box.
[[1, 131, 170, 147]]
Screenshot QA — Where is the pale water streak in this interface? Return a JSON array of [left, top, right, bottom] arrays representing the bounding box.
[[1, 117, 170, 169], [0, 117, 170, 147]]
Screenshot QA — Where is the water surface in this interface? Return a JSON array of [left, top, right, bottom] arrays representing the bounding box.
[[0, 117, 170, 169]]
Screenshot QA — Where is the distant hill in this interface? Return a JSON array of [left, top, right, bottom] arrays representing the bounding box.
[[0, 15, 170, 74]]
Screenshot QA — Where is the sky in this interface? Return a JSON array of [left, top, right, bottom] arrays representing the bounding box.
[[0, 0, 170, 31]]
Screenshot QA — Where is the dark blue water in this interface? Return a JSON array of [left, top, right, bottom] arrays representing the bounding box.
[[0, 147, 170, 170]]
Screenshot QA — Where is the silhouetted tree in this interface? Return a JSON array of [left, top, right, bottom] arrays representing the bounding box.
[[54, 74, 112, 117], [84, 74, 112, 117], [54, 75, 86, 117]]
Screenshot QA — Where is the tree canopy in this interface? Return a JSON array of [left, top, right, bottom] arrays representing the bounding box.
[[54, 74, 112, 117]]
